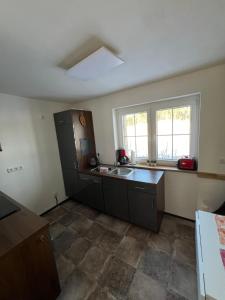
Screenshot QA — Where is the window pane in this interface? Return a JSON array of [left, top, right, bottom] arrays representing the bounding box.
[[157, 109, 172, 135], [135, 112, 148, 136], [157, 135, 172, 160], [173, 106, 191, 134], [136, 136, 148, 158], [124, 136, 135, 152], [173, 135, 190, 159], [123, 114, 135, 136]]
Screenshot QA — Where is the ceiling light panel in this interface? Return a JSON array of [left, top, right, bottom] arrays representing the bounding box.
[[66, 47, 124, 80]]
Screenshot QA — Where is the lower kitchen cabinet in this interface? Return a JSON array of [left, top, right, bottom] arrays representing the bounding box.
[[76, 173, 104, 211], [62, 169, 79, 198], [103, 177, 129, 221], [128, 189, 156, 231], [0, 192, 60, 300], [128, 179, 164, 232], [75, 170, 164, 232]]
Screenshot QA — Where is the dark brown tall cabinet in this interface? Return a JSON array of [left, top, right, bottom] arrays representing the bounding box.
[[54, 110, 96, 197]]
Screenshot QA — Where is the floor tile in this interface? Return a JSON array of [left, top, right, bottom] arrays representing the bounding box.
[[100, 256, 135, 299], [168, 214, 195, 228], [56, 255, 75, 287], [173, 238, 196, 268], [57, 269, 96, 300], [128, 270, 167, 300], [74, 204, 100, 220], [96, 214, 129, 235], [44, 206, 67, 224], [148, 233, 173, 255], [126, 224, 150, 242], [160, 216, 179, 237], [69, 213, 93, 235], [177, 224, 195, 241], [64, 237, 91, 265], [49, 222, 66, 240], [166, 290, 188, 300], [97, 229, 123, 253], [116, 236, 145, 268], [61, 199, 81, 211], [49, 204, 197, 300], [87, 286, 117, 300], [138, 247, 171, 285], [85, 223, 106, 243], [168, 260, 197, 300], [79, 246, 110, 280], [53, 228, 78, 258], [59, 212, 79, 227], [161, 215, 195, 241]]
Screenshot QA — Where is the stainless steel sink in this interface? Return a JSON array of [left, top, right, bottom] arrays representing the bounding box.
[[109, 167, 133, 177], [90, 166, 116, 173]]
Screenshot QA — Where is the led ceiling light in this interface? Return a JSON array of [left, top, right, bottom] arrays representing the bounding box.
[[66, 46, 124, 80]]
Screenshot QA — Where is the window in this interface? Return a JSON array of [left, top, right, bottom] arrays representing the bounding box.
[[156, 106, 191, 160], [122, 112, 148, 159], [115, 94, 200, 165]]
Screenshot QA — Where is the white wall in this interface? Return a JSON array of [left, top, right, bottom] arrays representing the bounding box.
[[0, 93, 69, 214], [71, 64, 225, 220]]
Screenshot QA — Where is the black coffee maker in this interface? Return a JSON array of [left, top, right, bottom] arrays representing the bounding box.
[[116, 149, 129, 165]]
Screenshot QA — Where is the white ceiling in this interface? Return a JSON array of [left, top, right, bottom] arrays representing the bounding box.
[[0, 0, 225, 102]]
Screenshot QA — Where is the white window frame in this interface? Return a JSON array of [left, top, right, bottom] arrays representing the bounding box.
[[150, 95, 200, 165], [116, 104, 150, 162], [115, 94, 200, 165]]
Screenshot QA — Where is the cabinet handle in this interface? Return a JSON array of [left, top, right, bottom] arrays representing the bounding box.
[[135, 186, 145, 190]]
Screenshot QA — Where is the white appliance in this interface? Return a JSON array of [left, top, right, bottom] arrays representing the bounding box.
[[196, 210, 225, 300]]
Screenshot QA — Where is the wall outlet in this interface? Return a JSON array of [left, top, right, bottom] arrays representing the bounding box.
[[54, 193, 59, 206], [7, 166, 23, 173]]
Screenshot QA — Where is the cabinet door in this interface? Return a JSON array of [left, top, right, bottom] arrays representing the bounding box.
[[20, 228, 60, 300], [62, 169, 79, 197], [0, 245, 31, 300], [76, 174, 104, 212], [54, 123, 77, 170], [0, 228, 60, 300], [87, 176, 104, 211], [103, 178, 129, 221], [128, 189, 157, 231], [54, 110, 73, 126]]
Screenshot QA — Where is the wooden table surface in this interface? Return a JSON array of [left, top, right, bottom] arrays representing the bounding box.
[[0, 191, 48, 258]]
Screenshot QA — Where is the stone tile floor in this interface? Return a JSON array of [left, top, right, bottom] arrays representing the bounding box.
[[43, 200, 197, 300]]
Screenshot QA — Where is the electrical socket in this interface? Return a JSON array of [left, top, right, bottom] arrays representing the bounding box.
[[54, 192, 59, 206], [7, 166, 23, 173]]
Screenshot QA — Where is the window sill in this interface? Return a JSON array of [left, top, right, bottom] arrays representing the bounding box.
[[125, 163, 225, 180], [125, 163, 198, 174]]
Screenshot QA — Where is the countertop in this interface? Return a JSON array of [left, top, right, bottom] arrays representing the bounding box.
[[0, 191, 48, 258], [79, 165, 164, 185]]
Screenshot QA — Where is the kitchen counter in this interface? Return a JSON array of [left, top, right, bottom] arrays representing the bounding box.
[[79, 165, 164, 185], [0, 191, 60, 300], [77, 166, 165, 232], [0, 192, 49, 257]]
